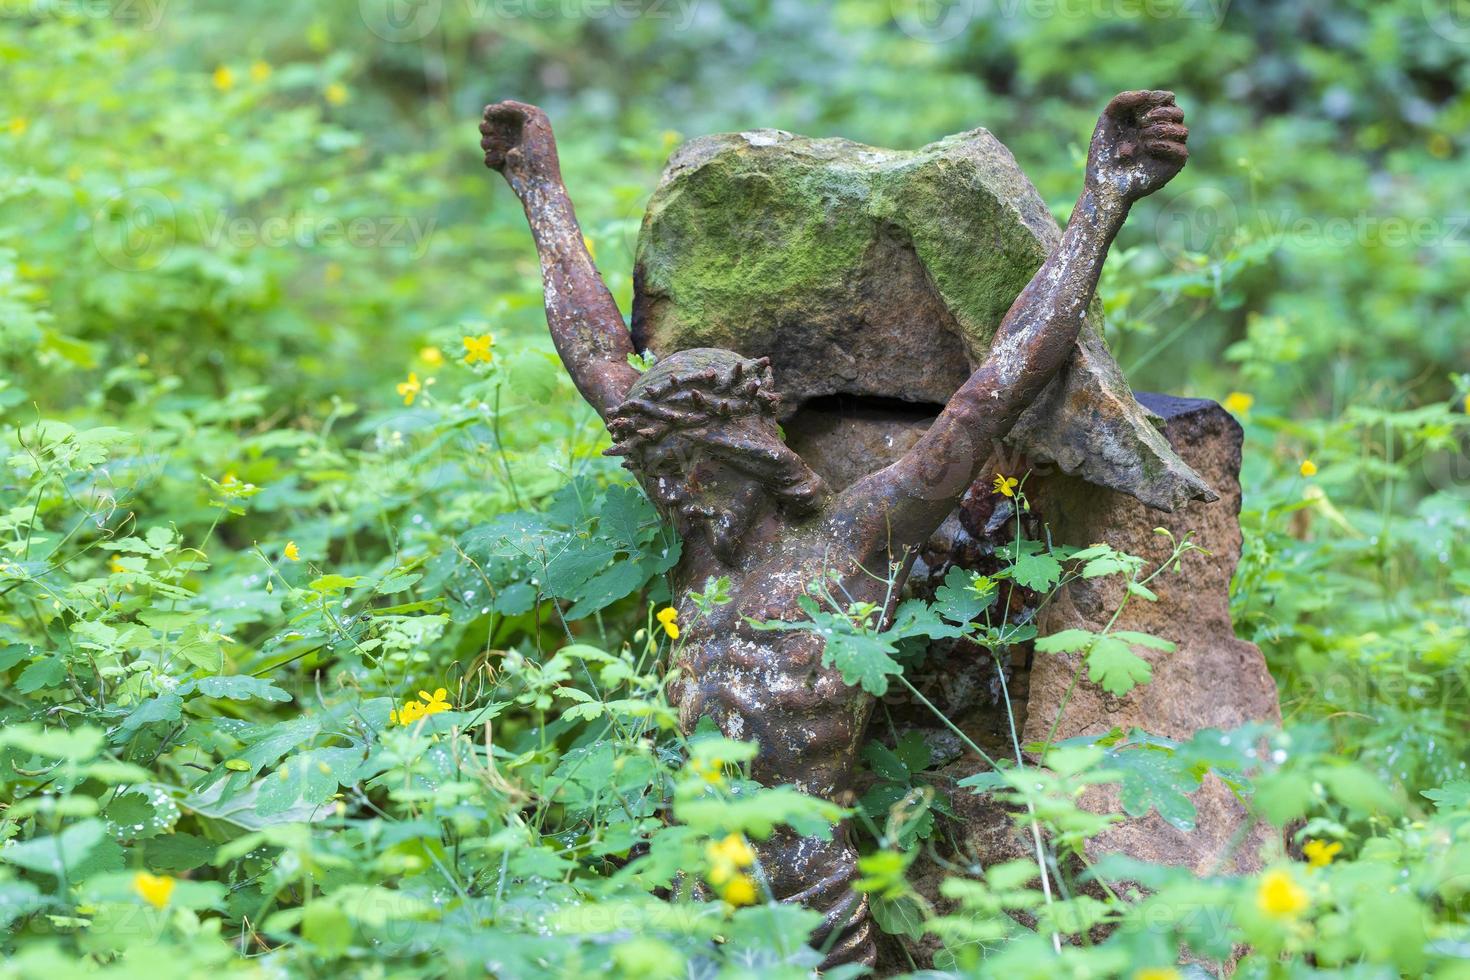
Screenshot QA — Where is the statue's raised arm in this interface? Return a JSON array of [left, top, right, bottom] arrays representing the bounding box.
[[838, 90, 1190, 547], [481, 101, 640, 420]]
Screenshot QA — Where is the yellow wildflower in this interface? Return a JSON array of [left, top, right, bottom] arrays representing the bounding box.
[[109, 557, 127, 574], [1462, 393, 1470, 416], [418, 687, 452, 716], [324, 82, 349, 106], [212, 65, 235, 92], [707, 831, 759, 904], [1223, 391, 1254, 416], [391, 687, 452, 725], [1302, 839, 1341, 868], [992, 473, 1018, 498], [396, 372, 422, 406], [1256, 868, 1309, 919], [1299, 459, 1318, 477], [419, 345, 445, 366], [283, 541, 301, 562], [1132, 970, 1181, 980], [8, 117, 27, 136], [689, 757, 724, 786], [133, 871, 175, 909], [719, 873, 757, 906], [249, 60, 272, 82], [462, 333, 495, 366], [390, 699, 422, 726], [656, 606, 679, 640], [707, 834, 755, 872]]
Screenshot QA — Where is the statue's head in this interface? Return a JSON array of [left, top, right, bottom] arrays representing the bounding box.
[[605, 348, 827, 561]]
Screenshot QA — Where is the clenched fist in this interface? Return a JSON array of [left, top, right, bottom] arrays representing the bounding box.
[[480, 100, 558, 178], [1085, 90, 1189, 206]]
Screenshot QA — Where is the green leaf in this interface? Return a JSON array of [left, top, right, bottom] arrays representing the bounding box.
[[103, 793, 159, 837], [1111, 630, 1176, 652], [822, 629, 902, 696], [257, 747, 364, 817], [0, 881, 45, 930], [932, 566, 992, 623], [374, 570, 422, 595], [1035, 629, 1096, 654], [1126, 581, 1158, 601], [1086, 637, 1152, 696], [505, 348, 562, 404], [0, 644, 31, 670], [1107, 746, 1200, 830], [144, 833, 217, 873], [302, 902, 352, 958], [886, 598, 966, 642], [0, 819, 104, 876], [1422, 780, 1470, 810], [1322, 763, 1400, 816], [1009, 550, 1062, 591], [309, 574, 362, 594], [0, 723, 104, 760], [16, 656, 66, 693], [677, 785, 844, 838], [183, 675, 292, 703], [117, 693, 184, 736], [1081, 553, 1141, 579]]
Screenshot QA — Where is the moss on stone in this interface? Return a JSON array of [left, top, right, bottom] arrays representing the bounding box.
[[631, 127, 1214, 511]]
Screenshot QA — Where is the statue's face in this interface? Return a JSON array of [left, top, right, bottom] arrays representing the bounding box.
[[641, 416, 805, 563]]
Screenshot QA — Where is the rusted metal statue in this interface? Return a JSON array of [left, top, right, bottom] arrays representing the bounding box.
[[479, 91, 1188, 968]]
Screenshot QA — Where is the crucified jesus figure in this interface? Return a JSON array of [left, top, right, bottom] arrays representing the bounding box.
[[479, 91, 1188, 969]]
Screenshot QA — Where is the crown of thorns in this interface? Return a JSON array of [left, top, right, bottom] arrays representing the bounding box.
[[604, 349, 781, 461]]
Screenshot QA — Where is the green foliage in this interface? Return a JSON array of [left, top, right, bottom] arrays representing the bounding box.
[[2, 2, 1469, 977]]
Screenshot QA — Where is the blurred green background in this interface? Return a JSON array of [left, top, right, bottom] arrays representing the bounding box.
[[6, 0, 1468, 411], [3, 2, 1470, 974]]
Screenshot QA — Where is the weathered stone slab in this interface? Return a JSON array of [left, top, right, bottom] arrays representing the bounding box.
[[1023, 393, 1280, 873], [631, 129, 1215, 511], [881, 396, 1279, 971]]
